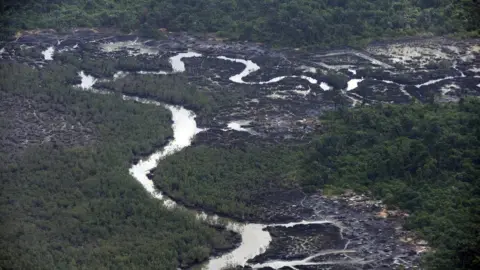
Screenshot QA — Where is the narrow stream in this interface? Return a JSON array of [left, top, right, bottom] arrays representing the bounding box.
[[415, 76, 455, 88], [217, 55, 320, 85]]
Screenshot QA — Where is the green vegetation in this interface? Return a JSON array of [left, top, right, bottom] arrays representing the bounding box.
[[2, 0, 479, 46], [0, 62, 235, 269], [153, 144, 304, 219], [305, 101, 480, 269], [154, 100, 480, 269]]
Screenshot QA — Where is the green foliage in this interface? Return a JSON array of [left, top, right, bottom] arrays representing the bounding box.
[[305, 100, 480, 269], [152, 144, 304, 219], [2, 0, 479, 46], [0, 62, 234, 269]]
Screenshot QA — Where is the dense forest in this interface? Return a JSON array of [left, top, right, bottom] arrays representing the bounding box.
[[1, 0, 479, 46], [153, 144, 305, 219], [154, 100, 480, 269], [0, 62, 237, 269]]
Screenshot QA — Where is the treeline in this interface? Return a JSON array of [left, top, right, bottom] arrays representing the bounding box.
[[153, 99, 480, 269], [2, 0, 479, 46], [0, 62, 236, 269]]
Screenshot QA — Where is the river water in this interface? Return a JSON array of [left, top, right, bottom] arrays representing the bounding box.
[[42, 46, 55, 60]]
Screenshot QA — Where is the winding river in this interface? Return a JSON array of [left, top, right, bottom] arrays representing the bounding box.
[[123, 98, 348, 269], [50, 38, 478, 268], [72, 48, 358, 269]]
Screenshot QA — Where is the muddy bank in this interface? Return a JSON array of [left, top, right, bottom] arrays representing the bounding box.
[[239, 190, 426, 269]]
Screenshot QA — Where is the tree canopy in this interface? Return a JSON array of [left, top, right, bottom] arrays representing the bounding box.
[[2, 0, 479, 46]]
